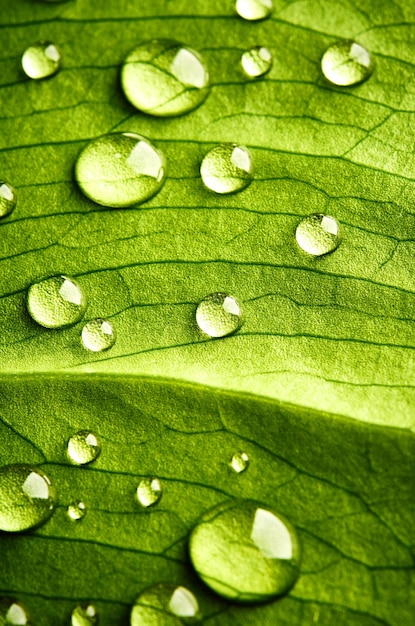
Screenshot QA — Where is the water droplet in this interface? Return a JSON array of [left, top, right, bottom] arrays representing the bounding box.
[[0, 464, 57, 533], [241, 46, 272, 78], [295, 213, 341, 256], [0, 598, 29, 625], [196, 292, 243, 338], [201, 144, 253, 195], [131, 583, 199, 625], [22, 41, 61, 80], [27, 275, 86, 329], [67, 431, 101, 466], [190, 500, 300, 602], [321, 40, 373, 86], [236, 0, 273, 21], [0, 181, 17, 219], [231, 451, 249, 474], [67, 501, 87, 521], [81, 318, 116, 353], [71, 604, 98, 626], [121, 39, 210, 117], [136, 477, 162, 508], [75, 132, 166, 208]]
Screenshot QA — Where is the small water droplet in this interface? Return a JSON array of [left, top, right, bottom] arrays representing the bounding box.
[[190, 499, 301, 602], [22, 41, 61, 80], [27, 275, 86, 329], [236, 0, 273, 21], [231, 451, 249, 473], [196, 292, 243, 338], [0, 598, 29, 625], [131, 583, 199, 625], [121, 39, 210, 117], [81, 318, 116, 353], [321, 40, 373, 86], [71, 604, 98, 626], [201, 144, 253, 195], [75, 132, 166, 208], [241, 46, 272, 78], [0, 181, 17, 218], [0, 464, 57, 532], [295, 213, 341, 256], [136, 477, 162, 508], [67, 431, 101, 466], [67, 501, 87, 521]]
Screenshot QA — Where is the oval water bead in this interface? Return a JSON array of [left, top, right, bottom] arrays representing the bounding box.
[[121, 39, 210, 117], [321, 40, 373, 86], [131, 583, 199, 626], [136, 477, 162, 508], [75, 132, 166, 208], [241, 46, 272, 78], [196, 292, 243, 338], [81, 318, 116, 353], [231, 451, 249, 474], [67, 501, 87, 521], [236, 0, 273, 21], [296, 213, 341, 256], [200, 144, 253, 194], [71, 604, 98, 626], [27, 275, 86, 329], [0, 181, 17, 218], [67, 431, 101, 466], [0, 464, 57, 532], [0, 598, 29, 625], [22, 41, 61, 79], [190, 500, 301, 602]]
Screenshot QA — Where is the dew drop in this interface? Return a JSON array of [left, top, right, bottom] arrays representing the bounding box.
[[131, 582, 199, 626], [136, 477, 162, 508], [121, 39, 210, 117], [22, 41, 61, 80], [200, 144, 253, 195], [27, 275, 86, 329], [75, 132, 166, 208], [67, 431, 101, 466], [236, 0, 273, 21], [196, 292, 243, 338], [241, 46, 272, 78], [231, 451, 249, 474], [81, 318, 116, 353], [0, 598, 29, 625], [71, 604, 98, 626], [295, 213, 341, 256], [190, 499, 300, 602], [321, 40, 373, 86], [0, 181, 17, 219], [67, 501, 87, 521], [0, 464, 57, 533]]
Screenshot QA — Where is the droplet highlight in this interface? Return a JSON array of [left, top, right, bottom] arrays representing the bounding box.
[[67, 501, 87, 521], [71, 604, 98, 626], [295, 213, 341, 256], [27, 275, 86, 329], [321, 40, 373, 86], [0, 181, 17, 219], [236, 0, 273, 21], [231, 451, 249, 474], [241, 46, 272, 78], [196, 292, 243, 338], [190, 499, 301, 602], [131, 583, 199, 625], [81, 318, 116, 353], [0, 598, 29, 625], [121, 39, 210, 117], [136, 477, 162, 508], [75, 132, 166, 208], [200, 144, 253, 195], [22, 41, 61, 80], [67, 431, 101, 466]]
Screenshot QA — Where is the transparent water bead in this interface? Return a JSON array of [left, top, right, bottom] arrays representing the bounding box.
[[75, 132, 166, 208], [136, 477, 163, 508], [22, 41, 61, 79], [189, 500, 301, 602], [0, 598, 29, 625], [121, 39, 210, 117], [295, 213, 341, 256], [67, 501, 87, 521], [321, 40, 373, 86], [71, 604, 98, 626], [236, 0, 273, 21], [81, 318, 116, 352], [196, 292, 243, 338], [67, 431, 101, 466], [131, 582, 199, 625], [27, 275, 86, 329], [0, 181, 17, 218], [241, 46, 272, 78], [200, 144, 253, 194], [231, 451, 249, 474], [0, 464, 57, 532]]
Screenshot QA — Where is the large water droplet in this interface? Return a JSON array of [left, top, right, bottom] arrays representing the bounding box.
[[196, 292, 243, 338], [71, 604, 98, 626], [22, 41, 61, 80], [231, 451, 249, 474], [121, 39, 210, 117], [241, 46, 272, 78], [27, 275, 86, 329], [136, 477, 162, 508], [0, 464, 57, 533], [81, 318, 116, 353], [75, 132, 166, 208], [0, 598, 29, 625], [321, 40, 373, 86], [0, 181, 17, 219], [236, 0, 273, 21], [67, 431, 101, 466], [67, 501, 87, 521], [189, 499, 301, 602], [295, 213, 341, 256], [200, 144, 253, 194], [130, 583, 199, 625]]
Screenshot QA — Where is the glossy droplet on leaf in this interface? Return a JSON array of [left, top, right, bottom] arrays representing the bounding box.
[[0, 181, 17, 218], [136, 477, 162, 508], [200, 144, 253, 194], [67, 501, 87, 521], [196, 292, 243, 338], [131, 582, 199, 625], [241, 46, 272, 78], [67, 431, 101, 466], [81, 319, 116, 352], [27, 275, 86, 329], [236, 0, 273, 20], [0, 598, 29, 625], [22, 41, 61, 79], [231, 451, 249, 473], [321, 40, 373, 86], [296, 213, 341, 256], [71, 604, 98, 626]]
